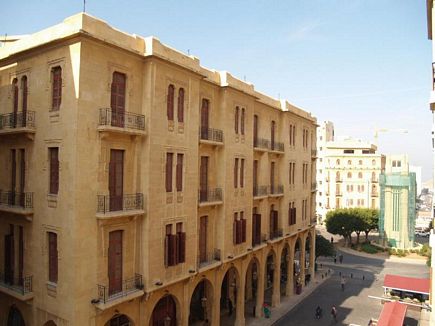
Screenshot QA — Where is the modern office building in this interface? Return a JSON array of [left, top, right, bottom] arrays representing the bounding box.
[[316, 124, 384, 223], [378, 155, 416, 249], [0, 13, 317, 325]]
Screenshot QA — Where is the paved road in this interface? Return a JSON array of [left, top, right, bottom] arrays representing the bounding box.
[[274, 249, 429, 326]]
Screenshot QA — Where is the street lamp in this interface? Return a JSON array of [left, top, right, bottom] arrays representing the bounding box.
[[164, 315, 171, 326], [201, 296, 208, 321]]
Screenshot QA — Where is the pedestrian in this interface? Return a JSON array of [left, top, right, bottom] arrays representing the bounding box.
[[339, 254, 343, 264], [341, 277, 345, 291], [331, 236, 334, 244], [331, 305, 337, 323], [263, 303, 271, 318], [228, 298, 233, 316]]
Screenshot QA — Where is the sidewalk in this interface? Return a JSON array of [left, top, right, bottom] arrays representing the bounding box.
[[246, 269, 333, 326]]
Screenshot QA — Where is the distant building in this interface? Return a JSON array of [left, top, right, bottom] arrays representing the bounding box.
[[316, 123, 384, 223], [379, 155, 416, 249], [409, 165, 422, 196]]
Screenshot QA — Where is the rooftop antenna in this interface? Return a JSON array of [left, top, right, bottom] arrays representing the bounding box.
[[83, 0, 86, 13], [243, 75, 246, 82], [187, 49, 190, 55]]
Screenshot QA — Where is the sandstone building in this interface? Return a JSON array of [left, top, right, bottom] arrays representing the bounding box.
[[316, 122, 384, 223], [0, 13, 317, 325]]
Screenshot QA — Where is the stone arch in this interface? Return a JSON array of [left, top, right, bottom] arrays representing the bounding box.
[[150, 294, 180, 326], [189, 278, 214, 325], [220, 266, 241, 325], [292, 236, 303, 294], [105, 314, 134, 326], [280, 243, 291, 297], [7, 305, 25, 326], [264, 248, 277, 305], [244, 256, 261, 318]]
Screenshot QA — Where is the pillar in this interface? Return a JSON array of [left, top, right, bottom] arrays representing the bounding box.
[[271, 252, 281, 307], [212, 275, 221, 326], [286, 243, 294, 296], [255, 260, 265, 317], [309, 230, 316, 281], [246, 264, 253, 300], [235, 270, 245, 326], [300, 237, 306, 289], [181, 282, 190, 326]]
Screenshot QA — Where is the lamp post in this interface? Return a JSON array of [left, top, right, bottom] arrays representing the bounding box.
[[164, 315, 171, 326], [201, 296, 208, 322]]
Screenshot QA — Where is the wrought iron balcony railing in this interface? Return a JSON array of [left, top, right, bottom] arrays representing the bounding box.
[[97, 193, 144, 214], [0, 191, 33, 209], [0, 111, 35, 130], [198, 249, 221, 269], [0, 272, 32, 296], [198, 188, 223, 203], [270, 141, 284, 152], [253, 185, 268, 197], [269, 184, 284, 195], [270, 228, 283, 240], [97, 274, 143, 304], [199, 127, 223, 143], [99, 108, 145, 131], [254, 137, 270, 150]]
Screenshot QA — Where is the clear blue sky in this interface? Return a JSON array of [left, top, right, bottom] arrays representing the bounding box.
[[2, 1, 432, 180]]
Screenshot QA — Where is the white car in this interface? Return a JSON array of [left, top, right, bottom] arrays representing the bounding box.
[[415, 231, 429, 237]]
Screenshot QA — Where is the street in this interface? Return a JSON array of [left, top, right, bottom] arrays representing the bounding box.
[[274, 248, 429, 326]]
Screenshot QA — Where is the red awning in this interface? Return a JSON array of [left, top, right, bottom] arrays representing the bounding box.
[[383, 274, 430, 295], [377, 301, 407, 326]]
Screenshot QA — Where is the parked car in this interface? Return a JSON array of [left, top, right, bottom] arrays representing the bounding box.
[[415, 230, 429, 237]]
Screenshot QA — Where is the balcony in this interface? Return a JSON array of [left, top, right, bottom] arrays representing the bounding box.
[[198, 188, 223, 206], [253, 137, 270, 152], [311, 149, 317, 158], [198, 249, 221, 270], [311, 182, 317, 192], [199, 127, 223, 145], [95, 274, 144, 310], [0, 191, 33, 218], [98, 108, 146, 137], [269, 141, 284, 154], [269, 228, 283, 240], [269, 184, 284, 197], [96, 193, 144, 219], [253, 185, 268, 199], [0, 111, 36, 139], [0, 273, 33, 301]]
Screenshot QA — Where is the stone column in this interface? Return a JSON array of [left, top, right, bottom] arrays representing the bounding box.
[[255, 260, 265, 317], [310, 230, 316, 281], [300, 238, 306, 290], [246, 264, 253, 300], [212, 276, 221, 326], [286, 243, 295, 296], [271, 252, 281, 307], [181, 281, 190, 326], [235, 270, 246, 326]]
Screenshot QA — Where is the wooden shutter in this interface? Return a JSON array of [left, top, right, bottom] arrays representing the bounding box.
[[255, 214, 261, 243], [166, 153, 173, 192], [233, 219, 238, 244], [18, 226, 23, 285], [270, 162, 275, 191], [109, 150, 124, 211], [252, 213, 257, 246], [241, 108, 245, 135], [4, 232, 13, 284], [12, 79, 18, 127], [271, 120, 275, 150], [164, 234, 170, 267], [234, 106, 239, 134], [176, 154, 183, 192], [199, 216, 207, 262], [240, 159, 245, 188], [178, 232, 186, 263], [200, 157, 208, 201], [200, 99, 209, 138], [108, 230, 122, 294], [21, 76, 27, 114], [178, 88, 184, 123], [253, 115, 258, 144], [51, 67, 62, 110], [19, 149, 25, 195], [171, 234, 178, 266], [11, 150, 16, 204], [234, 158, 239, 188], [110, 72, 126, 127], [288, 204, 292, 225], [49, 148, 59, 195], [241, 218, 246, 243], [253, 160, 258, 190], [167, 84, 174, 121], [48, 232, 58, 283]]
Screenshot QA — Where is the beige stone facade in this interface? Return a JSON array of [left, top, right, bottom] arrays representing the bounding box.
[[0, 13, 317, 326]]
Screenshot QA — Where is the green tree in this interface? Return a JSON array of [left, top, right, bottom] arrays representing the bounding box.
[[325, 209, 355, 247], [315, 234, 335, 260], [362, 209, 379, 242]]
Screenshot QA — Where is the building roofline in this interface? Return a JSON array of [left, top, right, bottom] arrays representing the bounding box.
[[427, 0, 433, 40]]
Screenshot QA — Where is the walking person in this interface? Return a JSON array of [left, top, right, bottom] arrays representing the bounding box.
[[331, 305, 337, 323], [339, 254, 343, 264], [341, 276, 345, 291]]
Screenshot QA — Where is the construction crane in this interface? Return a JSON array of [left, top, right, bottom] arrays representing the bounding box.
[[374, 128, 408, 146]]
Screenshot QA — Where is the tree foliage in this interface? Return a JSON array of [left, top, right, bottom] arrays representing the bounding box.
[[325, 208, 379, 246], [315, 234, 335, 260]]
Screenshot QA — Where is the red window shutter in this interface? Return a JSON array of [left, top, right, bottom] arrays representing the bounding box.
[[240, 159, 244, 188], [178, 88, 184, 123], [241, 219, 246, 243], [241, 108, 245, 135], [166, 153, 173, 192], [176, 154, 183, 192], [178, 232, 186, 263], [51, 67, 62, 110], [49, 148, 59, 194], [164, 235, 170, 267], [21, 76, 28, 112], [13, 79, 18, 114], [167, 85, 174, 121], [234, 158, 238, 188], [235, 107, 239, 134], [48, 232, 58, 283], [173, 234, 179, 265], [233, 220, 238, 244]]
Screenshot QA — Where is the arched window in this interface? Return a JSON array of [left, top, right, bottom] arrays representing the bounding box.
[[234, 106, 239, 133], [358, 172, 363, 179], [359, 160, 363, 165], [12, 78, 18, 127], [347, 160, 352, 165], [347, 172, 352, 179], [167, 84, 174, 121], [336, 172, 340, 180], [372, 159, 376, 166], [336, 159, 340, 165], [241, 108, 245, 135], [105, 314, 132, 326], [8, 306, 25, 326], [177, 88, 184, 123]]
